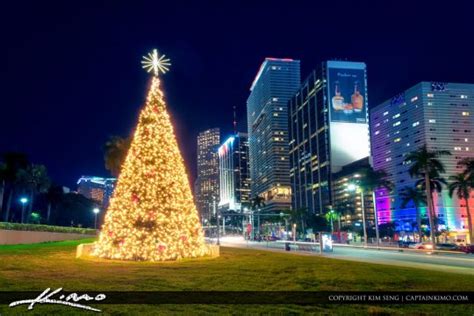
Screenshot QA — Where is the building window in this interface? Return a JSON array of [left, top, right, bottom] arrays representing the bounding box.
[[429, 119, 436, 123], [461, 95, 468, 99], [393, 121, 401, 127], [383, 111, 389, 116], [375, 130, 380, 135], [427, 93, 434, 98], [392, 113, 400, 119], [411, 96, 418, 102], [394, 138, 401, 143], [462, 112, 470, 116], [412, 121, 420, 127], [454, 147, 462, 151]]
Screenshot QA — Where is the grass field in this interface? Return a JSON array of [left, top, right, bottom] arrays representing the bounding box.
[[0, 238, 473, 315]]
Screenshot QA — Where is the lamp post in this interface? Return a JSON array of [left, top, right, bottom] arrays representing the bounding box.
[[243, 207, 248, 239], [19, 197, 28, 223], [347, 183, 367, 247], [214, 197, 220, 245], [93, 208, 100, 229]]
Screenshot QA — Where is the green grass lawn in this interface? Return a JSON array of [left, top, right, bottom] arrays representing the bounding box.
[[0, 239, 473, 315]]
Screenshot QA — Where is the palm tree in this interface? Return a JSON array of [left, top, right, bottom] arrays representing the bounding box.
[[448, 173, 473, 244], [357, 167, 393, 246], [251, 195, 265, 237], [283, 207, 309, 235], [404, 145, 450, 247], [458, 157, 474, 179], [2, 152, 29, 221], [44, 185, 64, 224], [400, 186, 427, 242], [0, 163, 6, 220], [16, 164, 51, 223], [104, 136, 131, 177]]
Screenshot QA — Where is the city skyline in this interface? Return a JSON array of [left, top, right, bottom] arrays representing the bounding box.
[[2, 1, 474, 188]]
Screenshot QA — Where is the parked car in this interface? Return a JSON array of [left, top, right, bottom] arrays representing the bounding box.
[[459, 245, 474, 254], [398, 241, 417, 248], [435, 243, 459, 251], [408, 242, 434, 250]]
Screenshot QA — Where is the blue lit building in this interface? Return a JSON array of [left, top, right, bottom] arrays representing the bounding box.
[[218, 133, 251, 212], [371, 82, 474, 242], [246, 58, 301, 212]]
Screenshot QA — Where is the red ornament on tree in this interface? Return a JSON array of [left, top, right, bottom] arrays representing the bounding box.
[[158, 244, 166, 252], [131, 193, 140, 203]]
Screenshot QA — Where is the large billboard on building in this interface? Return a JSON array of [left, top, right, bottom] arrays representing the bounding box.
[[327, 61, 370, 173], [328, 67, 367, 123]]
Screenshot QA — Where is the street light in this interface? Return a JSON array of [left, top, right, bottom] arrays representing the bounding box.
[[93, 208, 100, 229], [19, 197, 28, 223], [346, 183, 367, 247]]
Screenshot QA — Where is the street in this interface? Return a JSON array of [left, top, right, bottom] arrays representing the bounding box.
[[218, 237, 474, 275]]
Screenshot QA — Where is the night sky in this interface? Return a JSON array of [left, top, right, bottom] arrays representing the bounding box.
[[1, 1, 473, 189]]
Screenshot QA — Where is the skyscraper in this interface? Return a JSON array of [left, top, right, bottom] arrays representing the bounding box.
[[77, 176, 116, 208], [195, 128, 220, 220], [289, 61, 370, 215], [246, 58, 301, 212], [218, 132, 251, 213], [370, 82, 474, 242]]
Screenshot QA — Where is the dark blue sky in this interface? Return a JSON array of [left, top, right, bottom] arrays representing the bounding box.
[[1, 0, 473, 188]]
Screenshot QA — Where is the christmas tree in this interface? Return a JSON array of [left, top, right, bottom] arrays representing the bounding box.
[[93, 49, 208, 261]]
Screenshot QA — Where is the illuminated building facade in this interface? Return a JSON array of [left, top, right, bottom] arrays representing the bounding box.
[[331, 157, 374, 229], [195, 128, 220, 220], [371, 82, 474, 240], [247, 58, 301, 212], [218, 133, 251, 212], [77, 176, 116, 208], [289, 61, 370, 215]]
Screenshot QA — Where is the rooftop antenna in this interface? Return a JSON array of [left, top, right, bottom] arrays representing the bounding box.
[[233, 105, 237, 135]]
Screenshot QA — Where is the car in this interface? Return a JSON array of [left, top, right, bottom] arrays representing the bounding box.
[[408, 242, 434, 250], [435, 243, 459, 251], [459, 245, 474, 254], [398, 241, 417, 248]]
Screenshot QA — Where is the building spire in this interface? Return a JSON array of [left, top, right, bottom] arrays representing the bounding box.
[[233, 105, 237, 135]]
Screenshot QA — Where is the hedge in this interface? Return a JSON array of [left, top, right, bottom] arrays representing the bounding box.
[[0, 222, 97, 235]]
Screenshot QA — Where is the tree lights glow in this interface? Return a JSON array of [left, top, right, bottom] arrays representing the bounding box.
[[93, 50, 208, 261], [141, 49, 171, 77]]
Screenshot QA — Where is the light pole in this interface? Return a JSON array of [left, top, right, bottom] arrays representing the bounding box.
[[292, 223, 297, 242], [243, 207, 248, 239], [214, 197, 220, 245], [19, 197, 28, 223], [93, 208, 100, 229], [347, 183, 367, 247], [372, 191, 380, 248]]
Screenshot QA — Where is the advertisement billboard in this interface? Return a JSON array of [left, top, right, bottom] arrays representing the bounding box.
[[327, 61, 370, 173], [328, 67, 367, 123]]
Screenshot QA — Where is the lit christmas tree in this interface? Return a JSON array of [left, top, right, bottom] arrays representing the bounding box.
[[93, 49, 209, 261]]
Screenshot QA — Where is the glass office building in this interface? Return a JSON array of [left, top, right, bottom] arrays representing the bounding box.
[[371, 82, 474, 241], [246, 58, 301, 212], [289, 61, 370, 215], [218, 133, 251, 213], [195, 128, 220, 220]]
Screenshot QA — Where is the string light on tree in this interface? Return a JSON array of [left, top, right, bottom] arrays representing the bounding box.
[[93, 49, 208, 261]]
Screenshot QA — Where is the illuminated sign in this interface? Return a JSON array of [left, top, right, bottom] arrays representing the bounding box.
[[327, 61, 370, 173], [328, 67, 366, 123]]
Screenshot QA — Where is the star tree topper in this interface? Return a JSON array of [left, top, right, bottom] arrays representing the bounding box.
[[141, 49, 171, 76]]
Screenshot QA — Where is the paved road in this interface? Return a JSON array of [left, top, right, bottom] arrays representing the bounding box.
[[218, 238, 474, 275]]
